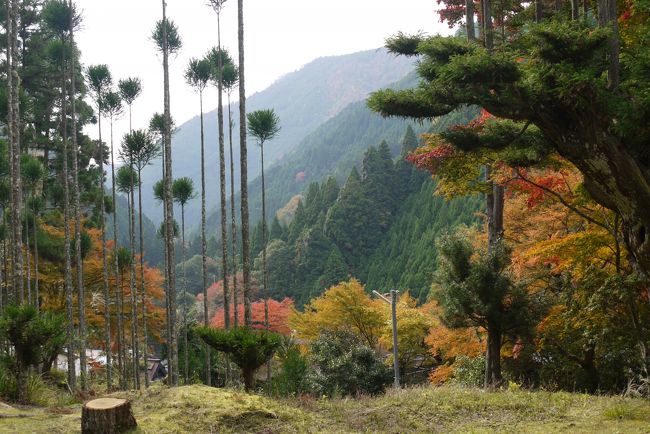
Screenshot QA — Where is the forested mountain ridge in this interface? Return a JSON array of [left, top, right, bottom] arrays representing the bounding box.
[[205, 71, 427, 235], [139, 48, 415, 226], [249, 124, 483, 307]]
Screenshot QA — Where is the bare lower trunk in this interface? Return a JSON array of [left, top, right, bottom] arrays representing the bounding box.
[[25, 219, 30, 304], [10, 0, 23, 305], [217, 15, 230, 331], [181, 206, 188, 384], [199, 93, 210, 386], [261, 145, 270, 380], [110, 118, 125, 390], [98, 113, 112, 391], [160, 136, 173, 383], [161, 0, 178, 386], [238, 0, 252, 327], [482, 0, 493, 52], [129, 176, 140, 389], [32, 201, 39, 312], [69, 9, 87, 391], [61, 41, 76, 390], [228, 94, 239, 327], [137, 171, 149, 388], [484, 327, 503, 388], [465, 0, 475, 41]]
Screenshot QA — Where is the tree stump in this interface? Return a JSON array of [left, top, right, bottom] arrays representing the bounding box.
[[81, 398, 137, 434]]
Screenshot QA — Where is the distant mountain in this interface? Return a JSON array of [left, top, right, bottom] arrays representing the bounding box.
[[139, 48, 415, 227]]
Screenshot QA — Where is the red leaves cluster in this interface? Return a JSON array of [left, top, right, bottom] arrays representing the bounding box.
[[509, 169, 570, 208], [211, 297, 295, 335], [406, 144, 455, 174]]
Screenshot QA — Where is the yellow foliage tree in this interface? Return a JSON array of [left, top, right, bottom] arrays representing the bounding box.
[[290, 279, 384, 347]]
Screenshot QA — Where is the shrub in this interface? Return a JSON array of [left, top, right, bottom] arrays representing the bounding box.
[[0, 305, 66, 403], [307, 330, 392, 397], [451, 356, 485, 388], [268, 338, 309, 397], [195, 326, 282, 391]]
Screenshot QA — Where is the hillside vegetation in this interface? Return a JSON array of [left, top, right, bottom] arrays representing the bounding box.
[[2, 385, 650, 433], [139, 48, 415, 227]]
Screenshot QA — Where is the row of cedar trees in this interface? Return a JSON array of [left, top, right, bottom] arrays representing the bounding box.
[[0, 0, 259, 392]]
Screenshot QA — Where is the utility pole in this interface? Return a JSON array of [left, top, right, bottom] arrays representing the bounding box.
[[373, 289, 400, 389]]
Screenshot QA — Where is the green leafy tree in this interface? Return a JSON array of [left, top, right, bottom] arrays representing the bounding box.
[[223, 57, 240, 327], [172, 177, 196, 384], [367, 11, 650, 279], [185, 57, 213, 385], [120, 129, 160, 387], [196, 326, 282, 391], [153, 4, 182, 386], [43, 0, 77, 389], [21, 157, 43, 308], [434, 233, 533, 388], [207, 46, 235, 333], [0, 305, 65, 403], [118, 77, 142, 132], [86, 63, 114, 390], [247, 108, 281, 348], [116, 164, 140, 388], [307, 330, 392, 397], [325, 168, 373, 271]]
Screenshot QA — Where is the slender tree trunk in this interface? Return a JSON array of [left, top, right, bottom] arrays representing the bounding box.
[[217, 13, 230, 331], [128, 172, 140, 389], [181, 205, 188, 384], [6, 0, 14, 304], [1, 211, 6, 310], [261, 144, 270, 381], [25, 214, 30, 304], [466, 0, 475, 41], [61, 38, 76, 390], [110, 116, 126, 390], [32, 199, 39, 312], [8, 0, 23, 304], [160, 134, 173, 383], [137, 168, 149, 388], [97, 110, 112, 391], [161, 0, 179, 386], [483, 0, 494, 51], [571, 0, 580, 19], [69, 8, 87, 391], [238, 0, 252, 327], [535, 0, 543, 22], [228, 93, 239, 328], [484, 327, 503, 388], [199, 91, 211, 385]]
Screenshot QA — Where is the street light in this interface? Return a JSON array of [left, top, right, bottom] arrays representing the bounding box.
[[373, 289, 400, 389]]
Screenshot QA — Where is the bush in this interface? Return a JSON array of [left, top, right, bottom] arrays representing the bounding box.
[[195, 326, 282, 391], [0, 305, 66, 403], [307, 330, 392, 397], [268, 338, 309, 397], [451, 356, 485, 388]]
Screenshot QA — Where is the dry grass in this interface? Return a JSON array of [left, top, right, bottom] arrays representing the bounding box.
[[1, 384, 650, 433]]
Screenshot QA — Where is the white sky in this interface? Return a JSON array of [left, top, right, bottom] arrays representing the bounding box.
[[77, 0, 452, 144]]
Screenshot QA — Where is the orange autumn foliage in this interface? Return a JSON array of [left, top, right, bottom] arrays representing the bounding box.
[[36, 224, 166, 353]]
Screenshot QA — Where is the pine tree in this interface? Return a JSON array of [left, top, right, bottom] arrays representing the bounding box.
[[316, 248, 348, 293], [325, 168, 373, 271]]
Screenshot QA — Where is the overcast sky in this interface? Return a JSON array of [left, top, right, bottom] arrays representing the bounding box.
[[76, 0, 452, 144]]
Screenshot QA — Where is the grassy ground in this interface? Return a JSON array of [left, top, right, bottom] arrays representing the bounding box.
[[1, 384, 650, 433]]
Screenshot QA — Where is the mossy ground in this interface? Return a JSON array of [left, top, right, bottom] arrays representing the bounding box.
[[1, 384, 650, 433]]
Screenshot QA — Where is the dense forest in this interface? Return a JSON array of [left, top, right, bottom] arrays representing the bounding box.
[[0, 0, 650, 432]]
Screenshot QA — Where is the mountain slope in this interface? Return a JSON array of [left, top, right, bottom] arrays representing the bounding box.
[[205, 71, 427, 234], [139, 48, 415, 226]]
